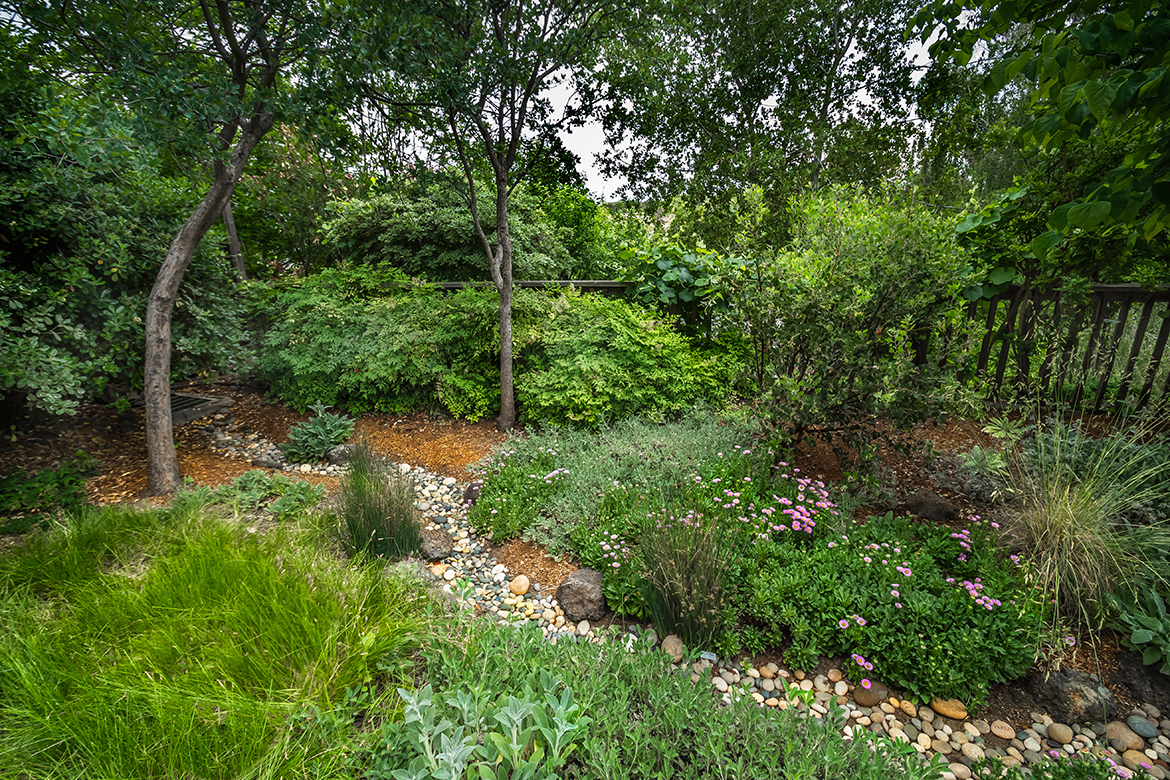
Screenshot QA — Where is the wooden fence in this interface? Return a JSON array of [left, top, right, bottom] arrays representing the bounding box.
[[967, 284, 1170, 412]]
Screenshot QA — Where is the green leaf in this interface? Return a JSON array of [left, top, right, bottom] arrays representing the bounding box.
[[1067, 201, 1111, 230], [1132, 628, 1156, 644], [1030, 230, 1065, 261], [988, 266, 1015, 285], [1083, 80, 1117, 120]]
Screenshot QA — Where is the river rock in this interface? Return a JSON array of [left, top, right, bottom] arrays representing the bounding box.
[[991, 720, 1016, 739], [854, 679, 888, 707], [509, 575, 530, 596], [1123, 749, 1153, 771], [555, 568, 606, 621], [1047, 723, 1074, 744], [1128, 715, 1159, 739], [933, 698, 968, 721], [1106, 721, 1146, 751], [948, 763, 972, 780]]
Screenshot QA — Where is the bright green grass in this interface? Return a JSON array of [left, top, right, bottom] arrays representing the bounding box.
[[0, 506, 435, 779]]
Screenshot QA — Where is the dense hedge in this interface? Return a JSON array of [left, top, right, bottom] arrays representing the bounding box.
[[253, 271, 731, 425]]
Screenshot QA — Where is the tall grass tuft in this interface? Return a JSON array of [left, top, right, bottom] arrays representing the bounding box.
[[639, 510, 733, 650], [337, 434, 421, 559], [1006, 414, 1170, 633], [0, 506, 433, 778]]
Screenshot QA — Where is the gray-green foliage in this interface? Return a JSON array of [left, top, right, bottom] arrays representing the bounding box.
[[1110, 588, 1170, 675], [369, 675, 588, 780], [470, 414, 758, 555], [320, 174, 575, 281], [414, 620, 943, 780]]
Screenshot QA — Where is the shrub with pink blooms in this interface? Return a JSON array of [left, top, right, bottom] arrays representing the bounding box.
[[746, 512, 1042, 704]]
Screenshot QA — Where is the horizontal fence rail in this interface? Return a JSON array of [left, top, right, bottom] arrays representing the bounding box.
[[434, 280, 629, 296]]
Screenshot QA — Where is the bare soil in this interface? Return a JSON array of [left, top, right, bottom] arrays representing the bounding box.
[[0, 380, 1145, 728]]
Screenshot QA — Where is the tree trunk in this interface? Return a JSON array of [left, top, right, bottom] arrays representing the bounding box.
[[223, 198, 247, 281], [495, 179, 516, 431], [145, 118, 273, 494]]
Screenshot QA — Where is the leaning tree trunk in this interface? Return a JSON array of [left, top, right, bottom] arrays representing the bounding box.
[[144, 117, 273, 494]]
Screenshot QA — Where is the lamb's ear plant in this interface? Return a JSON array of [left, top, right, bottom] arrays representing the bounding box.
[[1004, 413, 1170, 636], [281, 401, 355, 463]]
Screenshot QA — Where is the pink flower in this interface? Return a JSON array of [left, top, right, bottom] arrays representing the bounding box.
[[838, 619, 850, 629], [890, 590, 899, 598], [861, 679, 872, 689]]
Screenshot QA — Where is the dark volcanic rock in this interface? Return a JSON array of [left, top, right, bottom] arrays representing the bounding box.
[[555, 568, 607, 622], [904, 489, 960, 523], [420, 529, 454, 561], [1026, 669, 1117, 724]]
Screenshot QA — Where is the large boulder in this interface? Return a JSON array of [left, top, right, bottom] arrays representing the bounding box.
[[1026, 669, 1117, 724], [555, 568, 607, 622], [904, 489, 960, 524]]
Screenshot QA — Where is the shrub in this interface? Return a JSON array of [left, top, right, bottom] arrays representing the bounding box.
[[516, 293, 732, 428], [0, 450, 99, 533], [746, 512, 1040, 704], [258, 283, 729, 427], [640, 511, 735, 650], [280, 401, 355, 463], [726, 186, 977, 469], [1006, 415, 1170, 632], [336, 435, 421, 559], [255, 283, 548, 418]]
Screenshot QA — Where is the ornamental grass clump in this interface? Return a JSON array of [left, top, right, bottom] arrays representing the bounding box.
[[639, 511, 733, 650], [1005, 415, 1170, 633], [337, 435, 420, 559]]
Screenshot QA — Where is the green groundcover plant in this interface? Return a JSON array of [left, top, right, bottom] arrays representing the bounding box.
[[0, 449, 100, 533]]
